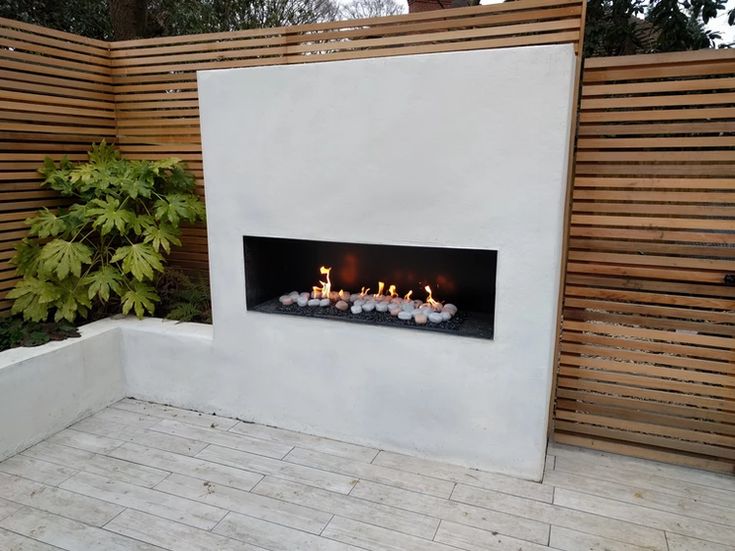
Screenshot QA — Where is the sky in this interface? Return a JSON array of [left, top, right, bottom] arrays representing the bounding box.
[[386, 0, 735, 47]]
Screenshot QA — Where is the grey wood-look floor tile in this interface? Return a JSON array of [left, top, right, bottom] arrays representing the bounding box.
[[197, 444, 357, 494], [553, 455, 735, 510], [59, 471, 226, 530], [86, 407, 162, 430], [23, 441, 169, 489], [0, 497, 22, 522], [108, 443, 262, 492], [253, 476, 439, 539], [214, 511, 362, 551], [350, 480, 549, 545], [450, 483, 667, 551], [0, 455, 76, 486], [0, 507, 163, 551], [553, 488, 735, 547], [321, 516, 456, 551], [543, 454, 555, 472], [548, 444, 735, 492], [285, 447, 455, 498], [72, 417, 208, 457], [544, 469, 735, 527], [229, 422, 378, 463], [112, 399, 239, 430], [665, 532, 735, 551], [0, 526, 63, 550], [105, 508, 263, 551], [46, 429, 123, 455], [434, 520, 551, 551], [149, 419, 292, 459], [549, 526, 657, 551], [373, 450, 553, 503], [155, 472, 331, 534], [0, 472, 123, 527]]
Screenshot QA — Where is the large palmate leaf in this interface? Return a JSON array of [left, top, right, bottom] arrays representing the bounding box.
[[39, 156, 75, 196], [7, 277, 60, 321], [87, 197, 136, 235], [27, 209, 67, 239], [84, 265, 124, 302], [120, 280, 158, 319], [12, 239, 42, 277], [38, 239, 92, 280], [54, 279, 92, 323], [143, 223, 181, 254], [116, 163, 155, 199], [153, 194, 191, 225], [112, 243, 163, 281], [154, 193, 204, 225]]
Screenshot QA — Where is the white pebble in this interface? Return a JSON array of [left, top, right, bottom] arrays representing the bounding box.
[[350, 305, 363, 314], [388, 305, 401, 316], [335, 300, 349, 311], [429, 312, 443, 323], [307, 298, 320, 307], [376, 302, 389, 312], [401, 302, 415, 313], [362, 302, 376, 312], [414, 313, 428, 325], [443, 303, 458, 315], [289, 291, 299, 300], [319, 298, 330, 307], [398, 311, 412, 321], [279, 295, 293, 305], [297, 296, 308, 307], [441, 311, 452, 321], [354, 299, 365, 307]]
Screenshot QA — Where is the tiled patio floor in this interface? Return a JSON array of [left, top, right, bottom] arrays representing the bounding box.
[[0, 400, 733, 550]]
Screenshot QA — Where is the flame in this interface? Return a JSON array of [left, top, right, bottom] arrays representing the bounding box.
[[319, 266, 332, 299], [339, 289, 349, 301], [404, 290, 413, 301], [312, 286, 321, 299], [374, 281, 385, 298], [359, 286, 371, 298], [424, 285, 441, 308], [388, 284, 398, 298]]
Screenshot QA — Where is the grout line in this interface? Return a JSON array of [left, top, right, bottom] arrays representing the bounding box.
[[319, 514, 335, 536], [101, 506, 128, 528], [432, 518, 442, 541], [248, 474, 266, 493], [664, 530, 671, 551]]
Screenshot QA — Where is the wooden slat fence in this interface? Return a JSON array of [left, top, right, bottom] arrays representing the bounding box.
[[553, 49, 735, 473], [0, 19, 114, 311]]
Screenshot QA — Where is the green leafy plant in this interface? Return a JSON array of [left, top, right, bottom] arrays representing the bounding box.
[[0, 316, 80, 352], [9, 142, 205, 323], [155, 269, 212, 324]]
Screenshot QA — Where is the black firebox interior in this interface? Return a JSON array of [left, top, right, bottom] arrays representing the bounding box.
[[243, 236, 497, 339]]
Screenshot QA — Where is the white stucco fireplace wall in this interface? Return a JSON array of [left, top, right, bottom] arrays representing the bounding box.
[[195, 45, 576, 479]]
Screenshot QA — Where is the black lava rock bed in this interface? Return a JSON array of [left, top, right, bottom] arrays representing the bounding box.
[[251, 298, 494, 340]]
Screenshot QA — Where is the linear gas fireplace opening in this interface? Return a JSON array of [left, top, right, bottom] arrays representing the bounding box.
[[244, 236, 497, 339]]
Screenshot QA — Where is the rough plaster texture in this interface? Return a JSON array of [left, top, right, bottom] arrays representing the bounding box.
[[194, 45, 577, 479]]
